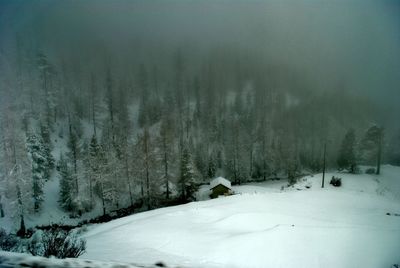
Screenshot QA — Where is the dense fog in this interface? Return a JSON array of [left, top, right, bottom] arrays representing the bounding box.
[[0, 0, 399, 218]]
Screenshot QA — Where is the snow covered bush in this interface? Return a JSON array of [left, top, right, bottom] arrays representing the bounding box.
[[0, 228, 18, 251], [330, 176, 342, 187], [28, 228, 86, 258]]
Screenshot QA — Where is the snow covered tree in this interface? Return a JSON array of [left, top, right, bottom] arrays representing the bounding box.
[[0, 107, 33, 223], [360, 125, 384, 175], [67, 126, 79, 174], [87, 135, 101, 207], [58, 155, 73, 211], [89, 137, 109, 216], [138, 64, 149, 128], [37, 52, 57, 128], [0, 197, 4, 218], [337, 129, 357, 173], [387, 129, 400, 166], [158, 116, 175, 199], [67, 125, 80, 194], [40, 123, 54, 180], [179, 145, 198, 202], [142, 127, 156, 209], [104, 67, 116, 143], [26, 133, 46, 212]]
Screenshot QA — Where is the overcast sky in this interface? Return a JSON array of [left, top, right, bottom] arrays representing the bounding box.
[[0, 0, 399, 125]]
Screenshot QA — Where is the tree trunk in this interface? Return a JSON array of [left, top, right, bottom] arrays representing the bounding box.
[[125, 155, 133, 207], [322, 141, 326, 188], [101, 182, 106, 216], [376, 130, 382, 175], [163, 135, 170, 199], [144, 129, 150, 210]]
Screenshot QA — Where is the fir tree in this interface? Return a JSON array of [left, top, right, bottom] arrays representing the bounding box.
[[27, 133, 46, 212], [179, 145, 198, 202], [40, 123, 54, 180], [58, 155, 73, 211], [159, 116, 174, 199], [67, 127, 79, 175], [337, 129, 357, 173], [67, 126, 80, 196], [360, 125, 384, 174]]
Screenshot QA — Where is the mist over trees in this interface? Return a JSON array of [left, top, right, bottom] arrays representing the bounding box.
[[0, 0, 399, 222]]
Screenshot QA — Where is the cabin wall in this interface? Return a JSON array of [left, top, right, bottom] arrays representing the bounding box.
[[210, 185, 230, 199]]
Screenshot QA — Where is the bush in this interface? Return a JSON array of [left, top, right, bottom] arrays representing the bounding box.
[[352, 166, 361, 174], [330, 176, 342, 187], [28, 228, 86, 258], [365, 168, 375, 174], [0, 228, 19, 251]]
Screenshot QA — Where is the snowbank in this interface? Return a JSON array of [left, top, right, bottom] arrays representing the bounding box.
[[81, 166, 400, 268]]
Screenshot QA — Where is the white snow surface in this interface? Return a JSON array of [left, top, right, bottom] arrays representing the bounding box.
[[210, 177, 232, 190], [0, 251, 160, 268], [82, 165, 400, 268]]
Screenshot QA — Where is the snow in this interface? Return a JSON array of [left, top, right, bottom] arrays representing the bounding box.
[[0, 120, 107, 231], [81, 165, 400, 268], [210, 177, 232, 190], [0, 251, 160, 268]]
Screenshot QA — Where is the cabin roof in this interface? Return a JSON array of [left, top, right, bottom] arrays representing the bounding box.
[[210, 177, 232, 190]]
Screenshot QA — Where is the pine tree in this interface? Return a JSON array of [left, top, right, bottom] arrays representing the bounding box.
[[360, 125, 384, 174], [0, 197, 4, 217], [388, 129, 400, 165], [26, 133, 46, 212], [58, 155, 73, 211], [88, 135, 101, 207], [159, 116, 174, 199], [40, 123, 54, 181], [179, 145, 198, 202], [37, 52, 57, 128], [67, 126, 80, 195], [16, 215, 26, 237], [143, 127, 152, 209], [337, 129, 357, 173]]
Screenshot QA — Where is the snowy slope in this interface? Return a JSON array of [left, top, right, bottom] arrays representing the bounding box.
[[19, 123, 104, 229], [81, 165, 400, 268]]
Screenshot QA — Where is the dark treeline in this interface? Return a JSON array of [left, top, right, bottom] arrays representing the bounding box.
[[0, 0, 399, 227]]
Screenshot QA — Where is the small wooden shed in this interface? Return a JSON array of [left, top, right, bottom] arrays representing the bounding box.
[[209, 177, 232, 199]]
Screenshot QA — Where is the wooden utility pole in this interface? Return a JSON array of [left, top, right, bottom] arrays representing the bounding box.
[[322, 141, 327, 188]]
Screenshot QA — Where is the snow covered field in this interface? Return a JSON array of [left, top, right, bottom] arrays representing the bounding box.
[[81, 165, 400, 268], [0, 251, 160, 268]]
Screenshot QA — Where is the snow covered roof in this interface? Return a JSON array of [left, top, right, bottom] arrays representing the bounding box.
[[210, 177, 232, 190]]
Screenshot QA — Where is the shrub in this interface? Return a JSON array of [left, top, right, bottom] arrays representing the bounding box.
[[365, 168, 375, 174], [330, 176, 342, 187], [352, 166, 362, 174], [0, 228, 19, 251], [28, 228, 86, 258]]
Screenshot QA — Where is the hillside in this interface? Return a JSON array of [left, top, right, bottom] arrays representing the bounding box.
[[80, 165, 400, 268]]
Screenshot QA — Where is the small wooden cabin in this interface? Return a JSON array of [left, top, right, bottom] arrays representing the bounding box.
[[210, 177, 232, 199]]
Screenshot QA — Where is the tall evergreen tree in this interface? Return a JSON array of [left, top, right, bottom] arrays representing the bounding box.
[[179, 145, 198, 202], [67, 126, 80, 193], [337, 129, 357, 173], [58, 154, 73, 211], [159, 116, 175, 199], [88, 134, 101, 207], [40, 123, 54, 180], [26, 133, 46, 212], [360, 125, 384, 175]]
